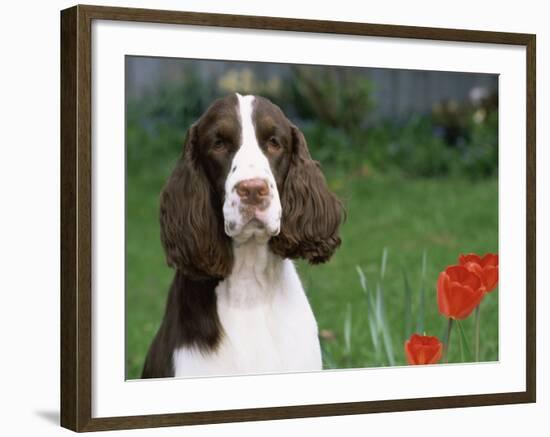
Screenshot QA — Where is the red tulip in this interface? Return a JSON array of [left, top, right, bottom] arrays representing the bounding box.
[[437, 265, 485, 320], [459, 253, 499, 292], [405, 334, 443, 365]]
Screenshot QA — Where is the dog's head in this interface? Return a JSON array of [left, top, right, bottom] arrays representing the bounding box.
[[160, 93, 344, 279]]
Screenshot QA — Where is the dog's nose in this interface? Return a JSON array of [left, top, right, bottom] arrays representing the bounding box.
[[235, 178, 269, 205]]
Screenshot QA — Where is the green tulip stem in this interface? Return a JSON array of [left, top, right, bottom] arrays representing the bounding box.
[[443, 318, 454, 363], [474, 304, 481, 362]]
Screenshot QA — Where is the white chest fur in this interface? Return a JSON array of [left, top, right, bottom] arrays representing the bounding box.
[[173, 242, 322, 377]]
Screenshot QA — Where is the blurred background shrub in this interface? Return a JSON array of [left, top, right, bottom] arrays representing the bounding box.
[[125, 57, 498, 378], [126, 58, 498, 180]]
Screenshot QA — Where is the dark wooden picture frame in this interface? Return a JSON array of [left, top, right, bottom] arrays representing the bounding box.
[[60, 4, 536, 432]]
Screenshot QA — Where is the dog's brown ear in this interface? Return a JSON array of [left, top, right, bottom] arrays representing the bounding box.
[[270, 125, 344, 264], [160, 125, 233, 279]]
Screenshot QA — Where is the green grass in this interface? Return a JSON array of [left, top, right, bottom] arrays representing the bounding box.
[[126, 167, 498, 379]]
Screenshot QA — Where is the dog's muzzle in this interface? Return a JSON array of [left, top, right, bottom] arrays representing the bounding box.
[[223, 173, 281, 242], [236, 178, 270, 209]]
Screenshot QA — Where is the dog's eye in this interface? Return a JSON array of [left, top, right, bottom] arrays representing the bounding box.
[[212, 139, 227, 152], [267, 137, 281, 152]]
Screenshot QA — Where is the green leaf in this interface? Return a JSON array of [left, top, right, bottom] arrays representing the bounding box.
[[320, 340, 338, 369], [356, 257, 395, 367], [380, 247, 388, 280], [442, 318, 454, 363], [355, 265, 368, 295], [344, 303, 352, 357], [356, 266, 380, 355], [403, 269, 413, 340], [417, 250, 427, 334], [456, 320, 473, 363], [377, 282, 396, 366]]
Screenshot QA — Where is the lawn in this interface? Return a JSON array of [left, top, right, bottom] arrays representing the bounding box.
[[126, 168, 498, 379]]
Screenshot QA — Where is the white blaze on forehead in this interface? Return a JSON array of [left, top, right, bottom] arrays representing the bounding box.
[[226, 93, 274, 189], [222, 93, 282, 241], [237, 94, 258, 153], [232, 93, 271, 177]]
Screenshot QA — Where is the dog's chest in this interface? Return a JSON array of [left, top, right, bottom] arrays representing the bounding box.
[[173, 256, 322, 377]]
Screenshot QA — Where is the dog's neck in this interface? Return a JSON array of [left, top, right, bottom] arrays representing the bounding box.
[[217, 237, 286, 306]]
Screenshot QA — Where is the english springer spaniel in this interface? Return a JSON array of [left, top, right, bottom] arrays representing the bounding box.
[[142, 93, 344, 379]]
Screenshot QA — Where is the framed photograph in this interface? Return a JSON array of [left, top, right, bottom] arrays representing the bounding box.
[[60, 4, 536, 432]]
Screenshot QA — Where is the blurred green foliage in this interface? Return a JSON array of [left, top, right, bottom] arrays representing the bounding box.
[[361, 110, 498, 179], [126, 67, 218, 174], [285, 66, 375, 131], [127, 66, 498, 180]]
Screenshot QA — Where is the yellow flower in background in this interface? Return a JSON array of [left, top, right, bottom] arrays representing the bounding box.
[[218, 68, 256, 94], [218, 68, 281, 95]]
